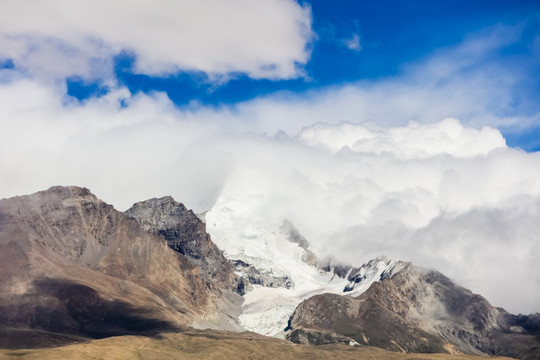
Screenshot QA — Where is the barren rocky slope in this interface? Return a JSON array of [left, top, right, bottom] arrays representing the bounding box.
[[0, 186, 236, 345], [287, 263, 540, 359]]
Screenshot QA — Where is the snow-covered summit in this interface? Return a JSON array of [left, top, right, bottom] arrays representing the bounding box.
[[344, 256, 408, 295], [205, 194, 405, 336]]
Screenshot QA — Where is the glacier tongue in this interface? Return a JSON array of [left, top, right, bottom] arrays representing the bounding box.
[[206, 193, 402, 337]]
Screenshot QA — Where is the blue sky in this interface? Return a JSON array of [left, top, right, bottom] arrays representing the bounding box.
[[2, 0, 540, 313]]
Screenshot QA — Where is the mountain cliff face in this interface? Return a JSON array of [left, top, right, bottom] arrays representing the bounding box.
[[125, 197, 238, 293], [287, 263, 540, 359], [0, 186, 236, 346]]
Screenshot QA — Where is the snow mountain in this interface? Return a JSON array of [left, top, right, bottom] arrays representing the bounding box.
[[1, 186, 539, 359], [204, 193, 403, 337]]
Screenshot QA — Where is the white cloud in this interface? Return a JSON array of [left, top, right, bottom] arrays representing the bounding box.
[[0, 0, 313, 81], [296, 118, 506, 157], [343, 33, 361, 51], [0, 79, 229, 209]]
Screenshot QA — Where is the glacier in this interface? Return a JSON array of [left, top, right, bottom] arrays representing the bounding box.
[[205, 193, 403, 336]]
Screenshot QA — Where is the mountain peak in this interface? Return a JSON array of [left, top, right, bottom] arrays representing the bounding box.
[[0, 187, 237, 345], [125, 196, 239, 294], [41, 185, 97, 200]]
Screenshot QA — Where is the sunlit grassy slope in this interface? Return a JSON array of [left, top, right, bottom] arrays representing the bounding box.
[[0, 330, 515, 360]]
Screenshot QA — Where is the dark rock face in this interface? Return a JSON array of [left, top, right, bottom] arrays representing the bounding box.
[[281, 219, 352, 278], [287, 264, 540, 359], [232, 260, 293, 293], [125, 197, 207, 258], [0, 186, 219, 347], [318, 261, 352, 279], [343, 258, 402, 293], [287, 328, 355, 346], [125, 197, 237, 292], [281, 220, 319, 267]]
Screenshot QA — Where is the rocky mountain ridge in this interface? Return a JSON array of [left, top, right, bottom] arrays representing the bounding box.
[[0, 186, 240, 345], [125, 196, 239, 293], [287, 263, 540, 359], [1, 186, 539, 360]]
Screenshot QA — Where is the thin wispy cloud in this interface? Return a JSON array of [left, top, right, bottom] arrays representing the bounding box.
[[343, 33, 362, 51], [229, 22, 539, 137]]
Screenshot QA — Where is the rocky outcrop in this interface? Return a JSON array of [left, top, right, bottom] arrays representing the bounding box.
[[287, 263, 540, 359], [281, 219, 353, 279], [125, 197, 238, 292], [343, 258, 405, 293], [0, 186, 236, 347], [232, 260, 293, 294], [281, 220, 319, 267]]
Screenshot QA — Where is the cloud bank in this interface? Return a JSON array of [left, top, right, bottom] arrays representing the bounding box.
[[205, 120, 540, 314], [1, 77, 539, 314]]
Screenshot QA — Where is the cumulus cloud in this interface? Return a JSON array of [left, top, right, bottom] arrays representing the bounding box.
[[296, 119, 506, 157], [0, 0, 313, 81]]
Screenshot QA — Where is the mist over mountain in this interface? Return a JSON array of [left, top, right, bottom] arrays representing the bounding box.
[[1, 186, 539, 359]]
